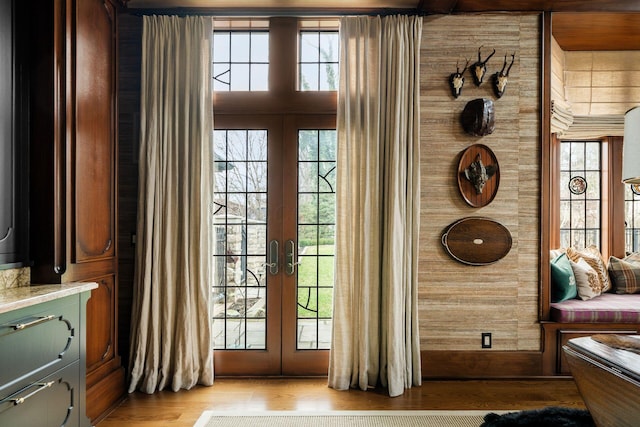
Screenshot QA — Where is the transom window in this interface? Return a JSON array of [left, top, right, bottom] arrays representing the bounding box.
[[211, 21, 339, 93], [212, 30, 269, 91], [298, 31, 339, 91]]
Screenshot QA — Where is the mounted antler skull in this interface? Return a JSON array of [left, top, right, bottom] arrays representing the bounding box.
[[471, 46, 496, 86], [492, 52, 515, 98], [449, 58, 470, 98]]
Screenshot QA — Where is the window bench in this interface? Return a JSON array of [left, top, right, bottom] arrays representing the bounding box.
[[542, 293, 640, 375]]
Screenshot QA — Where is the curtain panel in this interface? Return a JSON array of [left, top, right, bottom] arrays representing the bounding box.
[[128, 15, 214, 394], [329, 15, 422, 397]]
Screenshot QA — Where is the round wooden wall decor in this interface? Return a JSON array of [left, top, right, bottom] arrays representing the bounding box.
[[441, 217, 512, 266], [457, 144, 500, 208]]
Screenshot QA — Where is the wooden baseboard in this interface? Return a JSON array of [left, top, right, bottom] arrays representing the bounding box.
[[421, 350, 543, 378], [86, 366, 127, 424]]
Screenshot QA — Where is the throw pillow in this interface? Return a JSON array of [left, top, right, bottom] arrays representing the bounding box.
[[570, 257, 601, 300], [566, 246, 611, 293], [608, 255, 640, 294], [550, 253, 577, 302], [625, 252, 640, 264]]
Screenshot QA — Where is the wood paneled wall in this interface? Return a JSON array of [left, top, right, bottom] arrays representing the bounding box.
[[564, 51, 640, 115], [117, 13, 143, 369], [419, 14, 541, 352]]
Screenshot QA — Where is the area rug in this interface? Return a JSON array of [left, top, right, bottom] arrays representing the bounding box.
[[193, 410, 497, 427], [480, 407, 595, 427]]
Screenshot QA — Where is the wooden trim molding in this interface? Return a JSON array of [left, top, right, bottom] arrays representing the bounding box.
[[609, 136, 626, 258], [421, 350, 543, 378], [540, 11, 552, 321]]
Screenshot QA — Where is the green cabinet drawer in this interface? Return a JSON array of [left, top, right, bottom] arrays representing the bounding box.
[[0, 360, 82, 427], [0, 295, 80, 397]]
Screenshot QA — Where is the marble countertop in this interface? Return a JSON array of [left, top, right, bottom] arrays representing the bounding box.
[[0, 282, 98, 314]]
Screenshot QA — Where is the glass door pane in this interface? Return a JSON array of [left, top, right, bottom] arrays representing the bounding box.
[[281, 115, 335, 376], [212, 130, 268, 350], [296, 129, 336, 350], [212, 115, 283, 376]]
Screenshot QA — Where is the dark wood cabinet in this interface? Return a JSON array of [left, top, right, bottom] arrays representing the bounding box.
[[27, 0, 125, 423], [0, 0, 28, 268]]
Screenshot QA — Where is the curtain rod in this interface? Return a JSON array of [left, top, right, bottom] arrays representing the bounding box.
[[124, 7, 426, 17]]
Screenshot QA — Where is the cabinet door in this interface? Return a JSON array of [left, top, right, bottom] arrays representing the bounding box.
[[86, 275, 116, 372], [73, 0, 116, 263], [0, 0, 27, 267]]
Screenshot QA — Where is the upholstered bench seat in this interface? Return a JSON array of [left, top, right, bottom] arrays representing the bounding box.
[[550, 293, 640, 323]]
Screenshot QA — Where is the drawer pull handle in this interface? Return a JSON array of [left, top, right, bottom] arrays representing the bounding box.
[[10, 381, 55, 406], [12, 315, 57, 330]]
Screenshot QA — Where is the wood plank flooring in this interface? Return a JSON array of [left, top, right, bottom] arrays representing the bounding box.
[[96, 378, 586, 427]]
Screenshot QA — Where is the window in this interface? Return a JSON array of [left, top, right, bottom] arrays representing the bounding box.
[[298, 31, 339, 91], [552, 136, 636, 259], [626, 184, 640, 254], [212, 130, 268, 349], [212, 21, 269, 91], [559, 140, 601, 249], [297, 129, 337, 349]]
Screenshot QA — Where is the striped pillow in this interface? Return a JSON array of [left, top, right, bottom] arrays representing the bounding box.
[[608, 255, 640, 294]]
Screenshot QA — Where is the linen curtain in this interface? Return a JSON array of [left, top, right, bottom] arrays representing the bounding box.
[[328, 15, 422, 397], [129, 15, 214, 394]]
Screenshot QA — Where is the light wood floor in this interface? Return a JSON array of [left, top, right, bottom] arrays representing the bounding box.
[[97, 378, 586, 427]]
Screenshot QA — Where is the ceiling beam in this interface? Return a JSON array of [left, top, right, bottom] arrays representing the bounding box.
[[421, 0, 640, 13], [418, 0, 458, 14]]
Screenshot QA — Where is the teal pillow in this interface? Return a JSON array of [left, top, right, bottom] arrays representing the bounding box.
[[551, 253, 578, 302]]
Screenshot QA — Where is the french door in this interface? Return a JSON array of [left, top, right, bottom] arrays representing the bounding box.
[[212, 114, 336, 376]]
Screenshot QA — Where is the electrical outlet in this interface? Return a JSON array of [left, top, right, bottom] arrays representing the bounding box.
[[482, 332, 492, 349]]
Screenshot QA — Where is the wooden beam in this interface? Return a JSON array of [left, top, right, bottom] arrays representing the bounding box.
[[432, 0, 640, 13], [417, 0, 458, 14]]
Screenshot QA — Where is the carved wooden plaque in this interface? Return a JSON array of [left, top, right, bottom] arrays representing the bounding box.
[[460, 98, 495, 136], [441, 217, 512, 266], [457, 144, 500, 208]]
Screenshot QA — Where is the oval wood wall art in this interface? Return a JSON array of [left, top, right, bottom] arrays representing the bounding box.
[[441, 217, 512, 266], [457, 144, 500, 208]]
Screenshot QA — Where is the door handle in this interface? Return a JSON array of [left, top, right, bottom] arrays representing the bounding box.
[[285, 240, 301, 276], [263, 239, 279, 275]]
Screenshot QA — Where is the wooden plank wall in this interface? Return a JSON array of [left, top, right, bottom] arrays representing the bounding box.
[[419, 14, 541, 352], [117, 13, 143, 369], [564, 51, 640, 116]]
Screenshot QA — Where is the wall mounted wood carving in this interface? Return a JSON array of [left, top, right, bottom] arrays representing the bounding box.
[[461, 98, 495, 136], [457, 144, 500, 207], [441, 217, 512, 266]]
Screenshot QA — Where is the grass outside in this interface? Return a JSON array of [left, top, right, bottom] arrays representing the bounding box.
[[297, 244, 334, 318]]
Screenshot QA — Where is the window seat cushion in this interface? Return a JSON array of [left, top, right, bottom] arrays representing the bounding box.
[[550, 293, 640, 323]]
